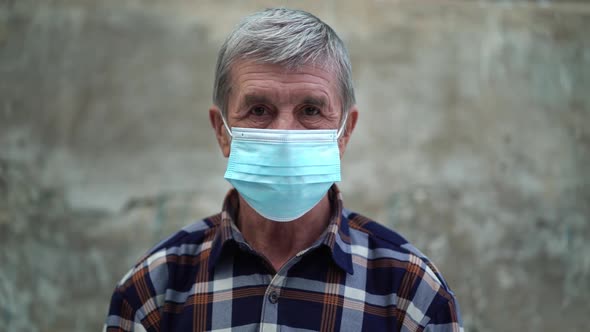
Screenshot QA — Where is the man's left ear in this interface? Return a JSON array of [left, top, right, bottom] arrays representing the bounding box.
[[338, 106, 359, 158]]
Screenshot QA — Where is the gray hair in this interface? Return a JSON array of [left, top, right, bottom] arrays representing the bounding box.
[[213, 8, 355, 118]]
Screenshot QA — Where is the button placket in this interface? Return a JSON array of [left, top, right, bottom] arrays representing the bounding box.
[[259, 254, 305, 330]]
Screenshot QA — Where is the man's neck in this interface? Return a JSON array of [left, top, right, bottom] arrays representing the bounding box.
[[236, 194, 332, 273]]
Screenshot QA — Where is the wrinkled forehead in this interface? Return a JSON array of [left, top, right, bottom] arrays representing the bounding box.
[[229, 56, 336, 78], [227, 59, 342, 102]]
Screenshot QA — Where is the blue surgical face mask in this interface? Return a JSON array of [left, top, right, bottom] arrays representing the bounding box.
[[221, 114, 347, 222]]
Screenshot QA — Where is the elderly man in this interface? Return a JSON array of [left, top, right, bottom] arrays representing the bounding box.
[[105, 8, 462, 332]]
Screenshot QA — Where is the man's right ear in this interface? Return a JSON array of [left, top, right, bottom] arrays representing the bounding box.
[[209, 106, 231, 157]]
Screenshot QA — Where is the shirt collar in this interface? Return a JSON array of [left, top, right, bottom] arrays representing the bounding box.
[[208, 185, 354, 275]]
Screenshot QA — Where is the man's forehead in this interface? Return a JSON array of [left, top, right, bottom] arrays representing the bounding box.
[[221, 60, 344, 114], [230, 60, 335, 81]]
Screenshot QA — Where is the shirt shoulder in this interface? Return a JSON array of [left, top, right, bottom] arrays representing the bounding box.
[[342, 209, 462, 329], [343, 208, 446, 283], [117, 214, 221, 288], [109, 215, 221, 312], [105, 214, 222, 330]]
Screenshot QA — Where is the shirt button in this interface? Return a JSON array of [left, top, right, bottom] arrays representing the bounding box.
[[268, 290, 279, 304]]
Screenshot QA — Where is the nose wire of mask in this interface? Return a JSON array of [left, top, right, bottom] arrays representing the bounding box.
[[222, 118, 344, 222]]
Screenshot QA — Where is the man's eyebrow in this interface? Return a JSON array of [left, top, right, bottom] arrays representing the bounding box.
[[242, 94, 272, 106], [301, 96, 327, 108], [240, 94, 328, 108]]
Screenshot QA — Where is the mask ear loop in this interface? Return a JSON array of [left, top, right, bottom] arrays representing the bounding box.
[[336, 110, 349, 139], [218, 109, 233, 138]]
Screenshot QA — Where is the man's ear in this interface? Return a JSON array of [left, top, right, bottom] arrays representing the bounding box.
[[338, 106, 359, 158], [209, 106, 231, 157]]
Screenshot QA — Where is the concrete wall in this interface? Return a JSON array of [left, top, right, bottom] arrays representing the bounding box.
[[1, 1, 589, 331]]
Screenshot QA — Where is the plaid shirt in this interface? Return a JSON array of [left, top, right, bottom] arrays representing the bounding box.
[[105, 186, 463, 331]]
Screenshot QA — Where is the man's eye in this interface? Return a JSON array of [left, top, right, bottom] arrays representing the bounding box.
[[250, 106, 267, 116], [302, 106, 320, 116]]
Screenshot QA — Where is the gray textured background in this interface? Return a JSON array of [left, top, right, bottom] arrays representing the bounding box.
[[1, 1, 589, 331]]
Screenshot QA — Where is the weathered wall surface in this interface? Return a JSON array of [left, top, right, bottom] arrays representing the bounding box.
[[1, 1, 589, 331]]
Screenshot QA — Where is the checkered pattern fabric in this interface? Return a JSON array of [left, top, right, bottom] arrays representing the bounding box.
[[105, 186, 463, 331]]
